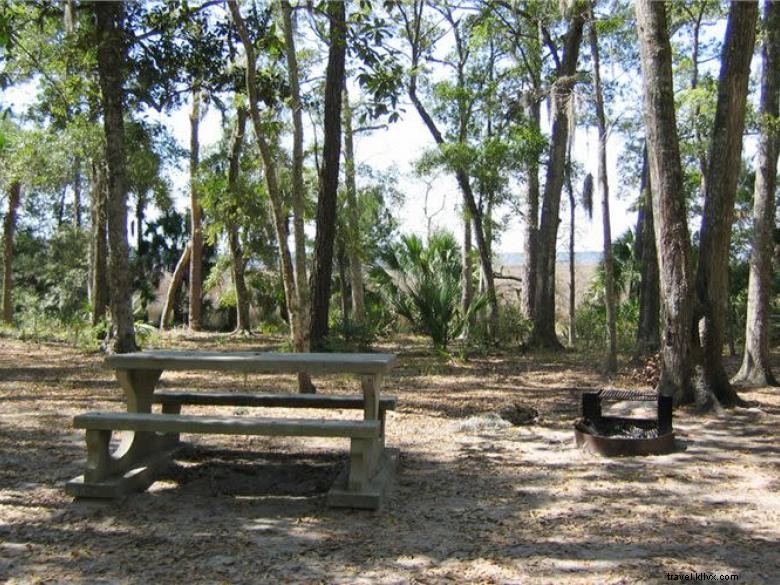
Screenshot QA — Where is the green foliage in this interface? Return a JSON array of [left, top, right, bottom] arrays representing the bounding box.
[[575, 296, 639, 354], [326, 289, 396, 352], [470, 301, 532, 349], [11, 225, 88, 319], [370, 231, 485, 351]]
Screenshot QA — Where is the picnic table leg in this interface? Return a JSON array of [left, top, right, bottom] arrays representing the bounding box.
[[66, 368, 176, 498], [328, 373, 397, 509], [361, 374, 383, 468], [113, 368, 176, 459]]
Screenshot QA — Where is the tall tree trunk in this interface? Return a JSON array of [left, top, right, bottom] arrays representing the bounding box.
[[567, 174, 576, 346], [309, 0, 347, 351], [2, 182, 21, 324], [337, 239, 350, 326], [529, 6, 585, 349], [522, 96, 541, 319], [95, 1, 136, 353], [588, 2, 617, 372], [56, 188, 66, 227], [636, 0, 695, 404], [90, 162, 109, 326], [342, 86, 366, 325], [689, 3, 708, 197], [228, 0, 309, 390], [160, 243, 191, 330], [282, 0, 312, 353], [695, 1, 758, 407], [135, 194, 145, 256], [635, 146, 660, 356], [734, 0, 780, 387], [462, 212, 474, 317], [227, 106, 251, 334], [188, 90, 203, 332], [73, 160, 82, 229]]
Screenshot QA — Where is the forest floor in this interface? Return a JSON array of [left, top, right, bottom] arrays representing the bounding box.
[[0, 333, 778, 584]]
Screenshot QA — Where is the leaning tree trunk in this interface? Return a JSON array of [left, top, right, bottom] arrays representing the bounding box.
[[635, 146, 660, 356], [342, 86, 366, 324], [160, 243, 192, 330], [695, 1, 758, 407], [228, 0, 309, 390], [636, 0, 695, 404], [403, 0, 498, 335], [95, 0, 136, 353], [90, 162, 109, 326], [589, 3, 617, 372], [529, 6, 585, 349], [226, 107, 251, 334], [408, 89, 499, 335], [2, 182, 21, 324], [188, 89, 203, 332], [734, 0, 779, 388], [462, 213, 474, 318], [309, 0, 347, 351], [282, 0, 312, 357]]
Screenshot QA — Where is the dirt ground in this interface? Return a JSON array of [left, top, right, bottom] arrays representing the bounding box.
[[0, 334, 778, 585]]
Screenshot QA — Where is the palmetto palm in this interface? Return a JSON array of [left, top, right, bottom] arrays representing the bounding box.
[[370, 231, 485, 351]]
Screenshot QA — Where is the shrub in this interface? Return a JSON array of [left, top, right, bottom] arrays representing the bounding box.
[[370, 231, 485, 351]]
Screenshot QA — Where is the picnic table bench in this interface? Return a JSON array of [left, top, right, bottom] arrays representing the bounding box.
[[66, 351, 398, 509]]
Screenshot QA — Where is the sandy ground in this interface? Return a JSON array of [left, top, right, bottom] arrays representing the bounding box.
[[0, 334, 778, 584]]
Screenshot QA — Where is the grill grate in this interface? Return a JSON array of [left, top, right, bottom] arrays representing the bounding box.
[[581, 389, 673, 436], [599, 389, 658, 402]]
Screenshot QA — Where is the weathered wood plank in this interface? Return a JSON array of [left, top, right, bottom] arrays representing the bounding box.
[[105, 351, 396, 375], [74, 411, 381, 439], [152, 391, 396, 411]]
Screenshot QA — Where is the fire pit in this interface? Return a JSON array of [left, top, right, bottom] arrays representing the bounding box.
[[574, 389, 675, 456]]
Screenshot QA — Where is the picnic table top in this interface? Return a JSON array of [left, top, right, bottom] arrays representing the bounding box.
[[105, 350, 397, 375]]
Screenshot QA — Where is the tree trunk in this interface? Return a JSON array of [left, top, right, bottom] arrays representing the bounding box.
[[462, 212, 474, 317], [636, 0, 695, 404], [228, 0, 311, 391], [188, 90, 203, 332], [695, 1, 758, 407], [567, 174, 576, 346], [734, 0, 780, 387], [227, 106, 251, 334], [282, 0, 312, 349], [56, 188, 66, 227], [408, 92, 499, 336], [90, 162, 109, 326], [2, 182, 21, 324], [522, 96, 541, 319], [160, 243, 191, 330], [309, 0, 347, 351], [135, 195, 145, 255], [73, 159, 82, 229], [337, 239, 350, 326], [95, 1, 136, 353], [635, 146, 660, 356], [588, 2, 617, 373], [529, 7, 585, 349], [342, 86, 366, 325]]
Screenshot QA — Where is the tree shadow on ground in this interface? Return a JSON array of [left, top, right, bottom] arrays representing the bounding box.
[[1, 337, 778, 583]]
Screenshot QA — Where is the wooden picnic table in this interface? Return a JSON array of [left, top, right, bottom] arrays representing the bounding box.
[[66, 350, 398, 509]]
